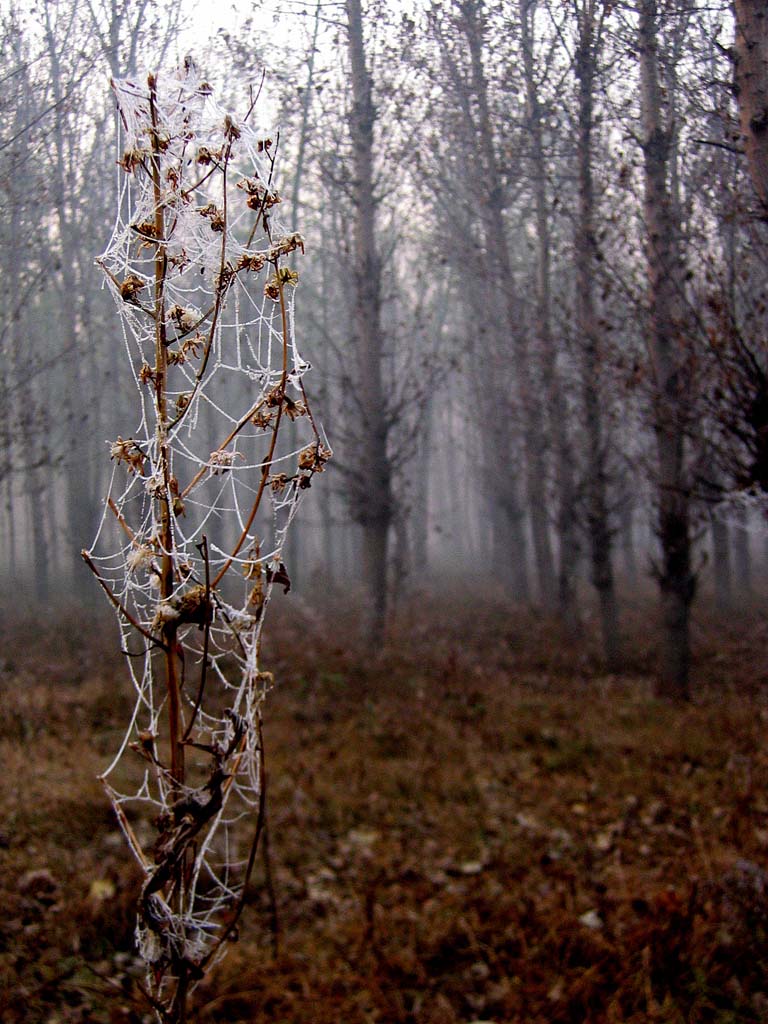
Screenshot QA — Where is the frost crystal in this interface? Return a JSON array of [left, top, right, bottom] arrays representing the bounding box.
[[83, 65, 329, 1016]]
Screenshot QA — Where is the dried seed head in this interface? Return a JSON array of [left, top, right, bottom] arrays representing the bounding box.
[[168, 249, 190, 272], [237, 176, 281, 209], [119, 147, 149, 173], [236, 175, 260, 194], [132, 220, 159, 239], [269, 473, 289, 494], [180, 334, 204, 360], [119, 274, 146, 303], [243, 557, 262, 581], [284, 398, 307, 421], [265, 385, 284, 407], [236, 251, 267, 273], [110, 437, 145, 474], [199, 203, 225, 232], [251, 409, 273, 429], [268, 233, 305, 260], [146, 126, 171, 152], [208, 449, 243, 475], [263, 267, 299, 300], [168, 304, 202, 333], [249, 578, 265, 613], [298, 443, 332, 473], [127, 545, 155, 573], [298, 446, 316, 471], [223, 114, 241, 140], [138, 730, 156, 750], [173, 584, 213, 626]]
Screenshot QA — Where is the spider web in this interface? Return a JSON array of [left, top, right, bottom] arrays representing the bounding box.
[[83, 65, 328, 1005]]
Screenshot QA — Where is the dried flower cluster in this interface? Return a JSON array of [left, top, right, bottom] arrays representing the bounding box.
[[83, 64, 328, 1022]]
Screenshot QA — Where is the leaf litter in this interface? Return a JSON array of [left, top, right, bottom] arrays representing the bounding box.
[[1, 599, 768, 1022]]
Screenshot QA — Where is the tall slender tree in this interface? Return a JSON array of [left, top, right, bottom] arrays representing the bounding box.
[[733, 0, 768, 216], [572, 0, 621, 667], [439, 0, 557, 605], [520, 0, 580, 630], [345, 0, 393, 637], [639, 0, 695, 699]]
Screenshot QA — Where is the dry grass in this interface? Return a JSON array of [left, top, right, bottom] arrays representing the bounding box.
[[2, 596, 768, 1023]]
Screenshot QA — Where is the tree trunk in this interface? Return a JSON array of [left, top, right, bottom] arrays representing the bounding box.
[[317, 249, 337, 588], [410, 399, 432, 574], [43, 6, 94, 598], [732, 505, 752, 598], [284, 0, 323, 589], [574, 1, 621, 669], [710, 511, 733, 612], [3, 475, 16, 586], [620, 500, 638, 586], [462, 0, 556, 607], [346, 0, 392, 640], [639, 0, 694, 700], [26, 468, 50, 604], [485, 424, 530, 602], [733, 0, 768, 216], [520, 0, 580, 630]]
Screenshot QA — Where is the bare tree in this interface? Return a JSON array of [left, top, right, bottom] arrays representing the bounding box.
[[430, 0, 557, 606], [520, 0, 581, 630], [733, 0, 768, 216], [345, 0, 393, 638], [639, 0, 695, 699], [572, 0, 621, 667]]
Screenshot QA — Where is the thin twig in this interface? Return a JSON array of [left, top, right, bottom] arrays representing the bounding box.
[[200, 715, 267, 970], [81, 550, 166, 650], [182, 536, 212, 742], [211, 263, 291, 588]]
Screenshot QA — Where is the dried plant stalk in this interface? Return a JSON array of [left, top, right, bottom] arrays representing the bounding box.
[[82, 65, 329, 1022]]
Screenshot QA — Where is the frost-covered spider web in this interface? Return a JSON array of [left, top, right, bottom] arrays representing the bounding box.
[[83, 65, 329, 1010]]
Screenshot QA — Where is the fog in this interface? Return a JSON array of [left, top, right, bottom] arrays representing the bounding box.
[[1, 0, 767, 700]]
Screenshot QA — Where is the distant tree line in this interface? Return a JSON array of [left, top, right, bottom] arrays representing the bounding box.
[[1, 0, 767, 698]]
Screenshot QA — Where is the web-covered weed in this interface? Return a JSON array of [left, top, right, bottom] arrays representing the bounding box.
[[83, 64, 329, 1020]]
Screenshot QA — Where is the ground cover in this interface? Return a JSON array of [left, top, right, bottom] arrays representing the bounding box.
[[1, 596, 767, 1023]]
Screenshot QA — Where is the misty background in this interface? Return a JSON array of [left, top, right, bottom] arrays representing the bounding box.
[[2, 0, 767, 701]]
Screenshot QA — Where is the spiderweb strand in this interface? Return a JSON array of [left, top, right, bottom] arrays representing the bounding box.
[[82, 65, 330, 1017]]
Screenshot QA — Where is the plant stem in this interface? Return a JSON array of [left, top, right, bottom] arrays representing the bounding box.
[[148, 74, 184, 794], [148, 73, 188, 1022]]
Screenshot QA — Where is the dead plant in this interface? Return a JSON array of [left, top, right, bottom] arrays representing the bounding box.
[[82, 64, 329, 1023]]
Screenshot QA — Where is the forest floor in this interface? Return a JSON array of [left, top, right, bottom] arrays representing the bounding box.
[[2, 592, 768, 1023]]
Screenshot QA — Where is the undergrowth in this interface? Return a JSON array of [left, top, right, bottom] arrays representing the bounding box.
[[1, 596, 767, 1023]]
